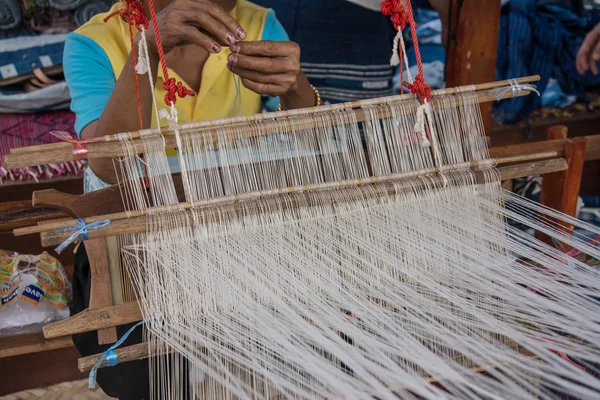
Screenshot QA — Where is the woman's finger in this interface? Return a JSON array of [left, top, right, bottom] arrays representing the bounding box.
[[183, 0, 245, 41], [228, 53, 298, 74], [592, 41, 600, 75], [182, 11, 235, 46], [580, 26, 600, 75], [591, 54, 599, 76], [227, 64, 297, 86], [178, 26, 222, 53], [576, 50, 586, 75], [239, 77, 287, 96], [232, 41, 299, 58]]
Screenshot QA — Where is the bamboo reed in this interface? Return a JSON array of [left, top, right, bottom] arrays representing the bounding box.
[[14, 152, 558, 239], [9, 75, 540, 157], [3, 78, 538, 169]]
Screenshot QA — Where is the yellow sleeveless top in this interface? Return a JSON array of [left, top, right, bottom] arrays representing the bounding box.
[[76, 0, 269, 130]]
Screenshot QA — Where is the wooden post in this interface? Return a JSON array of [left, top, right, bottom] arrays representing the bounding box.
[[86, 238, 118, 344], [537, 126, 587, 250], [446, 0, 501, 135]]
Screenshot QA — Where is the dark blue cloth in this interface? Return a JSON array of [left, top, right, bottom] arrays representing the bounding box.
[[254, 0, 397, 103], [0, 34, 66, 80], [496, 0, 600, 123]]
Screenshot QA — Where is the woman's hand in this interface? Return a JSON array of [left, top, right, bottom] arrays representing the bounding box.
[[577, 23, 600, 76], [144, 0, 246, 56], [227, 41, 302, 96]]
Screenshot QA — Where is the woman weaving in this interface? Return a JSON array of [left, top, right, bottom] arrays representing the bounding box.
[[64, 0, 317, 398], [65, 0, 318, 191]]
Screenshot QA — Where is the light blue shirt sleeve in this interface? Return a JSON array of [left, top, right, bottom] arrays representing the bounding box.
[[63, 32, 116, 138], [261, 9, 290, 112]]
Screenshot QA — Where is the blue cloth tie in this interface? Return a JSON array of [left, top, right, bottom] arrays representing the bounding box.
[[54, 218, 110, 254], [88, 320, 146, 389]]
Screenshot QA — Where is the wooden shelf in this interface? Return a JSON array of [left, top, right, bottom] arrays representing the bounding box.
[[0, 332, 74, 359]]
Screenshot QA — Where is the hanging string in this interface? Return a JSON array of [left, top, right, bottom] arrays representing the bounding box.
[[399, 48, 404, 95], [232, 47, 242, 116], [381, 0, 431, 102], [104, 0, 151, 188], [146, 0, 194, 105], [129, 24, 144, 129]]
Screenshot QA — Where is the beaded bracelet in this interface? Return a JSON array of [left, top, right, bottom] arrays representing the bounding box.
[[278, 84, 321, 111]]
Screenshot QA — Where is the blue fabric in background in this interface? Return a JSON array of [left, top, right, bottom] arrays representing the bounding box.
[[496, 0, 600, 123], [0, 34, 66, 80], [253, 0, 397, 104], [400, 8, 446, 90]]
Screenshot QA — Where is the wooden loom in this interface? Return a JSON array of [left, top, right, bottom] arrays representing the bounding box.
[[2, 74, 600, 378]]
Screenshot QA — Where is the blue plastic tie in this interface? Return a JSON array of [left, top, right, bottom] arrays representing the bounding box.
[[88, 320, 146, 389], [55, 218, 110, 254]]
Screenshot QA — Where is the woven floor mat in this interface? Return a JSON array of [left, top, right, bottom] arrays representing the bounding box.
[[0, 379, 115, 400]]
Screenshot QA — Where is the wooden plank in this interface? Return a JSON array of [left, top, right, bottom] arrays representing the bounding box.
[[0, 346, 84, 395], [43, 301, 142, 339], [446, 0, 501, 134], [0, 201, 68, 233], [0, 332, 73, 358], [488, 134, 600, 161], [537, 127, 587, 250]]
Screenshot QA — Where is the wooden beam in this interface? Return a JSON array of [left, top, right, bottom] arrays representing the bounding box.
[[0, 333, 73, 358], [489, 134, 600, 161], [0, 201, 68, 233], [77, 342, 175, 373], [446, 0, 501, 134]]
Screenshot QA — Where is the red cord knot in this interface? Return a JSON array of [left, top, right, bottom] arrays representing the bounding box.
[[403, 74, 432, 102], [104, 0, 149, 29], [162, 78, 195, 105], [380, 0, 396, 15], [381, 0, 409, 29]]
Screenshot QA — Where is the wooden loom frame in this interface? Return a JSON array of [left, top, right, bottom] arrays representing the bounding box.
[[2, 131, 597, 376], [18, 131, 600, 372], [2, 77, 600, 377]]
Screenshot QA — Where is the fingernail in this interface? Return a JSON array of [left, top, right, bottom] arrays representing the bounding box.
[[228, 54, 238, 65], [227, 63, 233, 71], [226, 32, 235, 44], [235, 27, 246, 40], [230, 43, 240, 53], [211, 43, 221, 53]]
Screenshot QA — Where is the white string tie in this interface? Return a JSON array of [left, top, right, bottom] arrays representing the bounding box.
[[390, 30, 402, 67], [136, 37, 149, 74], [414, 103, 431, 148], [159, 105, 179, 131], [488, 78, 541, 101]]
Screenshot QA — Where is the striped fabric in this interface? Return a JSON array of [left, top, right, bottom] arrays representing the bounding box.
[[302, 62, 395, 102], [254, 0, 397, 104]]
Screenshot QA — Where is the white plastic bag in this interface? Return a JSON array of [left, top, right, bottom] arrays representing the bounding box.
[[0, 250, 70, 337]]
